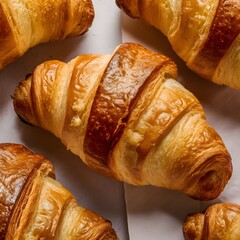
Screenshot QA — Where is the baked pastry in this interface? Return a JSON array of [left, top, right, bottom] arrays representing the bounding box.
[[13, 42, 232, 200], [0, 143, 118, 240], [0, 0, 94, 69], [116, 0, 240, 89], [183, 202, 240, 239]]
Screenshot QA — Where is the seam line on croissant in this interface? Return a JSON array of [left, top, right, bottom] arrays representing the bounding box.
[[84, 57, 175, 175], [136, 100, 199, 181]]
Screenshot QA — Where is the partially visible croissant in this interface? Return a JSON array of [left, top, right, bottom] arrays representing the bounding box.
[[0, 143, 118, 240], [116, 0, 240, 89], [13, 42, 232, 200], [0, 0, 94, 69], [183, 202, 240, 240]]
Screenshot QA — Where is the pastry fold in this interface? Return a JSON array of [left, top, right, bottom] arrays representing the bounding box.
[[0, 143, 118, 240], [0, 0, 94, 69], [13, 43, 232, 200], [183, 203, 240, 240], [116, 0, 240, 89]]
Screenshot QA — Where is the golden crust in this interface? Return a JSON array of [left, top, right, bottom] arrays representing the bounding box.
[[110, 78, 231, 200], [116, 0, 138, 19], [0, 143, 118, 240], [0, 0, 94, 69], [213, 33, 240, 88], [62, 54, 111, 167], [55, 198, 117, 239], [116, 0, 240, 89], [84, 43, 177, 177], [183, 203, 240, 240], [0, 4, 19, 68], [188, 0, 240, 81], [0, 143, 54, 240], [13, 43, 232, 200]]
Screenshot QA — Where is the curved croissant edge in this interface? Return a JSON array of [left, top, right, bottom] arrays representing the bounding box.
[[116, 0, 240, 89], [11, 74, 34, 127], [182, 202, 240, 240], [13, 42, 232, 201], [0, 0, 95, 69], [0, 143, 118, 240]]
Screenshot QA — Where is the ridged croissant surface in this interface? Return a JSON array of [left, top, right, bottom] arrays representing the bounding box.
[[0, 0, 94, 69], [14, 43, 232, 200], [116, 0, 240, 89], [0, 143, 118, 240], [183, 203, 240, 240]]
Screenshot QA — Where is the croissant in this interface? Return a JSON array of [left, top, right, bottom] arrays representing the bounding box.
[[183, 202, 240, 239], [116, 0, 240, 89], [0, 0, 94, 69], [13, 42, 232, 200], [0, 143, 118, 240]]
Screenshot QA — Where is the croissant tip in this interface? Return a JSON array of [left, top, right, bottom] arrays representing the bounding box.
[[16, 114, 34, 127], [25, 73, 33, 80], [182, 213, 204, 240], [115, 0, 136, 19]]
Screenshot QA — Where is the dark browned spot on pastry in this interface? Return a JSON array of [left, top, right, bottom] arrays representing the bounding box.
[[25, 73, 33, 80], [0, 144, 45, 240], [199, 170, 218, 191], [198, 0, 240, 66], [115, 0, 134, 18], [0, 5, 11, 39], [84, 43, 169, 169]]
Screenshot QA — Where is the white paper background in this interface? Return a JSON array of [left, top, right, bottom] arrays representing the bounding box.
[[1, 1, 240, 240], [121, 11, 240, 240]]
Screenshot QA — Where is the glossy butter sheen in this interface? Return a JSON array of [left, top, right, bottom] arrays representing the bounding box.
[[0, 144, 53, 240], [84, 44, 172, 173], [183, 203, 240, 239], [0, 144, 118, 239], [0, 0, 94, 69], [189, 0, 240, 80], [13, 43, 232, 200], [116, 0, 240, 88]]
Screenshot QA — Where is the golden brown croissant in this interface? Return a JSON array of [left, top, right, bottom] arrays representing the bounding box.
[[13, 42, 232, 200], [116, 0, 240, 89], [0, 143, 118, 240], [0, 0, 94, 69], [183, 202, 240, 240]]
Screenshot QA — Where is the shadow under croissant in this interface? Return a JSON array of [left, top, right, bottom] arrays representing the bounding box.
[[12, 42, 232, 203], [16, 114, 34, 126], [11, 116, 224, 240], [13, 92, 232, 202]]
